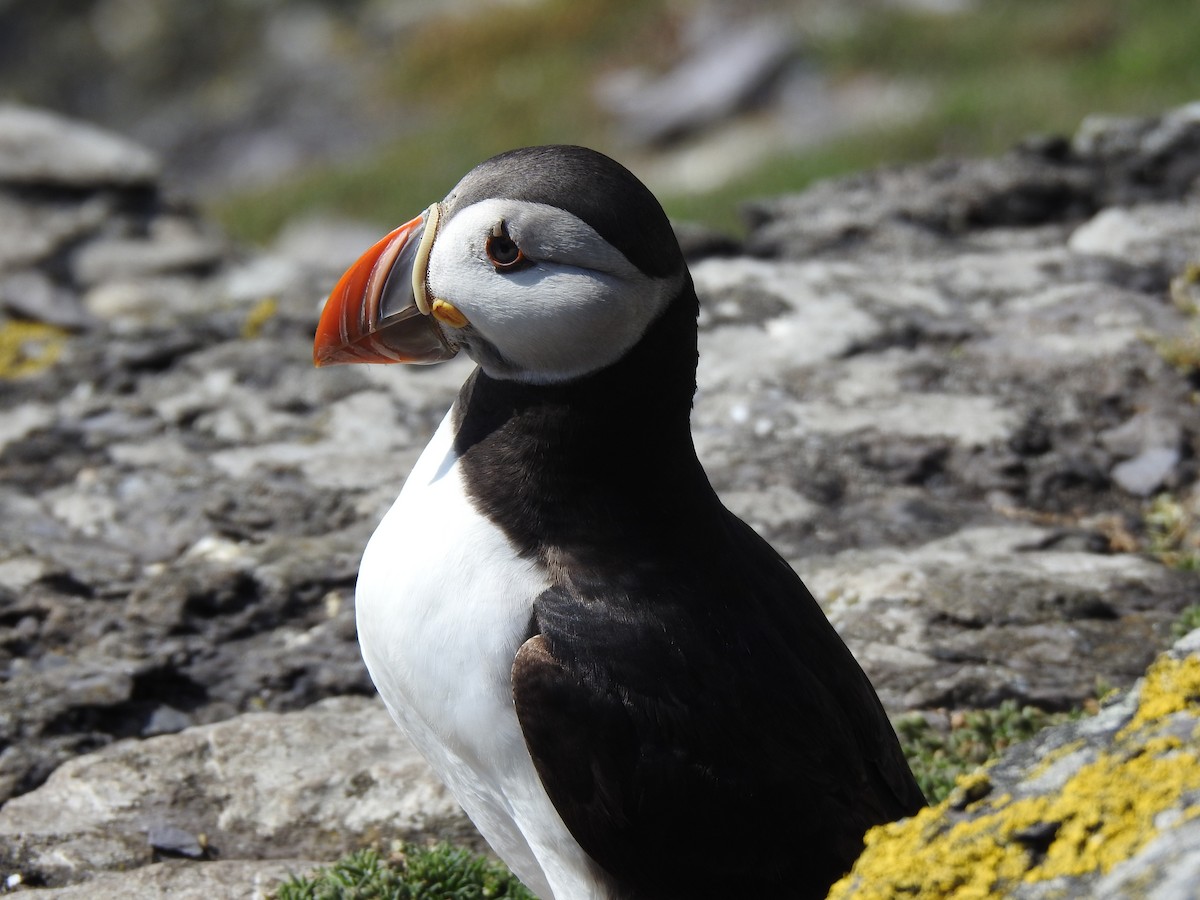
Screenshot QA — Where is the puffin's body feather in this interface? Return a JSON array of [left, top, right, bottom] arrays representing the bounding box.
[[357, 411, 607, 899], [324, 146, 925, 900]]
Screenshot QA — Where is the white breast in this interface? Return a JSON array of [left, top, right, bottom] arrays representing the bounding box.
[[355, 406, 611, 900]]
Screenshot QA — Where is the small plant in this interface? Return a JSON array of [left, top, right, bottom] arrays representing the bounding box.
[[1151, 264, 1200, 377], [895, 700, 1083, 804], [275, 844, 536, 900], [1144, 492, 1200, 571], [1172, 603, 1200, 639]]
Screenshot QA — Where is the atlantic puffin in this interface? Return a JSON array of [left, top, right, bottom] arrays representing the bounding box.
[[314, 145, 925, 900]]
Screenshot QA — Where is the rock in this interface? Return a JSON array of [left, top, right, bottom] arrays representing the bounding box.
[[271, 215, 396, 275], [801, 525, 1198, 711], [0, 269, 93, 329], [0, 402, 54, 452], [1099, 410, 1182, 459], [1073, 101, 1200, 202], [20, 859, 317, 900], [0, 191, 113, 272], [1, 101, 1199, 894], [71, 217, 226, 286], [1068, 203, 1200, 273], [1111, 447, 1182, 497], [597, 13, 798, 146], [0, 105, 160, 188], [829, 630, 1200, 899], [146, 824, 207, 860], [0, 697, 475, 889], [741, 153, 1099, 260], [744, 103, 1200, 261]]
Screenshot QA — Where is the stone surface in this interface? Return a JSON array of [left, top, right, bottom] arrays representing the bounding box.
[[1, 104, 1199, 894], [799, 525, 1197, 711], [0, 105, 160, 188], [597, 12, 797, 146], [829, 630, 1200, 899], [23, 860, 316, 900], [0, 697, 473, 889]]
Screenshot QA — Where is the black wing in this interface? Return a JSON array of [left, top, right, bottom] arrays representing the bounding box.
[[511, 511, 924, 900]]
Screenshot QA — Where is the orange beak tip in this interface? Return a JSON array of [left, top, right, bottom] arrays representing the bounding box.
[[310, 212, 456, 367]]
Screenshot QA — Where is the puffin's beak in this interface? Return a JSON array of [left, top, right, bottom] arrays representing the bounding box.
[[313, 206, 459, 367]]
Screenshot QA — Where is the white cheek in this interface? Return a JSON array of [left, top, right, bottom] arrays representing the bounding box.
[[426, 199, 678, 382], [483, 268, 645, 371]]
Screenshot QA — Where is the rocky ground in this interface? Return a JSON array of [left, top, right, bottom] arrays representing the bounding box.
[[1, 102, 1199, 896]]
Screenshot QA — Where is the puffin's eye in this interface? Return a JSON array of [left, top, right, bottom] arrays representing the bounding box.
[[485, 221, 530, 272]]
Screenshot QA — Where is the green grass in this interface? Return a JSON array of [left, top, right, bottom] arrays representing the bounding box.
[[274, 845, 535, 900], [213, 0, 659, 242], [1174, 604, 1200, 639], [211, 0, 1200, 246], [817, 0, 1200, 141], [895, 700, 1086, 804]]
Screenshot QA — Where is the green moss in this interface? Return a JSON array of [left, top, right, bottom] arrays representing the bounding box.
[[274, 844, 535, 900], [896, 700, 1084, 804], [1174, 605, 1200, 640]]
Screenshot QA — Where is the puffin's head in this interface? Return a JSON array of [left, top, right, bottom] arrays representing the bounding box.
[[314, 146, 687, 384]]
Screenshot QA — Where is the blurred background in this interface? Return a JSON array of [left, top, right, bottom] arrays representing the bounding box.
[[2, 0, 1199, 241]]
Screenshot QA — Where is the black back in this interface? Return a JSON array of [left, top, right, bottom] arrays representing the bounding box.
[[452, 273, 925, 898]]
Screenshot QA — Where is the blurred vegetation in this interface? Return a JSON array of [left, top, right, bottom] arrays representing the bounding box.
[[274, 844, 535, 900], [1145, 492, 1200, 573], [212, 0, 1200, 244], [894, 700, 1088, 804]]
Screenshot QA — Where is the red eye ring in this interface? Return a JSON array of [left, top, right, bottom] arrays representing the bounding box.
[[485, 222, 532, 272]]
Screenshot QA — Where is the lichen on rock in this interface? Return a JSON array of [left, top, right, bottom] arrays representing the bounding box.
[[0, 319, 66, 379], [830, 636, 1200, 899]]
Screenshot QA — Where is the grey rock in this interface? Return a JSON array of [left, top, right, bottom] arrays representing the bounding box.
[[0, 403, 54, 453], [271, 215, 396, 276], [2, 102, 1200, 894], [0, 269, 93, 329], [0, 697, 474, 888], [1069, 202, 1200, 273], [71, 217, 226, 287], [801, 525, 1197, 711], [0, 190, 113, 272], [1073, 100, 1200, 201], [140, 705, 195, 737], [16, 859, 317, 900], [0, 105, 160, 188], [598, 14, 797, 145], [1099, 410, 1183, 459], [1111, 447, 1182, 497], [146, 823, 207, 859], [746, 103, 1200, 261], [741, 153, 1098, 260]]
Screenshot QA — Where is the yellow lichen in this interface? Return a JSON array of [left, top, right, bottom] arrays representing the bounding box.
[[1121, 655, 1200, 736], [241, 296, 278, 339], [0, 321, 67, 379], [830, 653, 1200, 899]]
